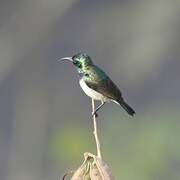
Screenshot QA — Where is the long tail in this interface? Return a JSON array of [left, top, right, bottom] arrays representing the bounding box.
[[117, 99, 135, 116]]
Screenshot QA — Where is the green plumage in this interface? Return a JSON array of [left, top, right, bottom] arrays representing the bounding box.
[[83, 66, 122, 100]]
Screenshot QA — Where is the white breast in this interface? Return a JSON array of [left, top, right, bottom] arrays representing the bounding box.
[[79, 78, 107, 101]]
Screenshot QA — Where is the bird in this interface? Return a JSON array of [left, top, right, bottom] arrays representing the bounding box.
[[59, 53, 135, 117]]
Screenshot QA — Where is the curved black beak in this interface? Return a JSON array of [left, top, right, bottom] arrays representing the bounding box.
[[57, 57, 73, 62]]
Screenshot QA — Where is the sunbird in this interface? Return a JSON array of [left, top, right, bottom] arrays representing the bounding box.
[[60, 53, 135, 117]]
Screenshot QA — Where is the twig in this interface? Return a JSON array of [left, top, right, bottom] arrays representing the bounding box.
[[91, 98, 102, 159]]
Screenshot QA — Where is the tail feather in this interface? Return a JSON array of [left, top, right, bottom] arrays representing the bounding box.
[[118, 99, 135, 116]]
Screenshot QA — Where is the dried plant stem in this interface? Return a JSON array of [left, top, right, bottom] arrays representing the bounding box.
[[91, 98, 102, 159]]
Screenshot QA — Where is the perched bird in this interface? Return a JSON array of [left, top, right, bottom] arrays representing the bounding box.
[[59, 53, 135, 116]]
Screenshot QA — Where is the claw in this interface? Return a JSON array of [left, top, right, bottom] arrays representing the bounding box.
[[92, 111, 98, 118]]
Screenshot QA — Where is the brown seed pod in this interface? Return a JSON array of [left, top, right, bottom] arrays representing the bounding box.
[[67, 152, 115, 180], [93, 157, 115, 180], [90, 163, 102, 180]]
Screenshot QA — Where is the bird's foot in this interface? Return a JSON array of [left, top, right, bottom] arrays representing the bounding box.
[[92, 111, 98, 118]]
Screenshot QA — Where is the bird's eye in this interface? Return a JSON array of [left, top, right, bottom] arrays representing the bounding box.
[[73, 60, 82, 68]]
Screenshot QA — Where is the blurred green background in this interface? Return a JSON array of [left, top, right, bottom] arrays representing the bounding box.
[[0, 0, 180, 180]]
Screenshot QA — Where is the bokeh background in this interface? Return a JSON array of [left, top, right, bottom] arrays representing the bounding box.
[[0, 0, 180, 180]]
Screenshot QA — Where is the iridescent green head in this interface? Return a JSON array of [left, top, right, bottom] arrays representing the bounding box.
[[72, 53, 93, 71], [60, 53, 93, 73]]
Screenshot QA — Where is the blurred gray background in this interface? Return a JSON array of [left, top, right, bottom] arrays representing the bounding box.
[[0, 0, 180, 180]]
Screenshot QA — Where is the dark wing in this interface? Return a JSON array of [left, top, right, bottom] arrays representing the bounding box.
[[85, 78, 122, 101], [86, 78, 135, 116]]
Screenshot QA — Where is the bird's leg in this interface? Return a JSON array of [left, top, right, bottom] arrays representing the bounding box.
[[92, 101, 105, 117]]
